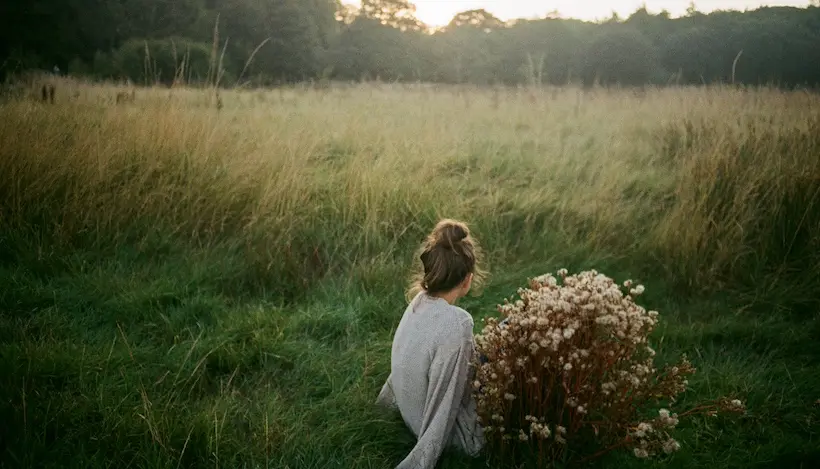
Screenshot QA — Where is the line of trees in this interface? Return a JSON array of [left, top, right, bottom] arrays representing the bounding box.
[[2, 0, 820, 88]]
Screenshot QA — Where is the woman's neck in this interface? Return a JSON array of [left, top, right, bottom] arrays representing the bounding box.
[[430, 290, 460, 305]]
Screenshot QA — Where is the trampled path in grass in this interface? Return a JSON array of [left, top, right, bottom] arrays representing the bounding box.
[[1, 82, 818, 468]]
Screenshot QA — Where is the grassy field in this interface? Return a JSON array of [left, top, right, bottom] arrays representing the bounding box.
[[0, 80, 818, 468]]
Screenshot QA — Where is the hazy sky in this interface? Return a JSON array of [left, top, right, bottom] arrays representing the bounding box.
[[345, 1, 813, 25]]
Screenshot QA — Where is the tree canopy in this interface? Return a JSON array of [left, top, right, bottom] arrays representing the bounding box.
[[2, 0, 819, 87]]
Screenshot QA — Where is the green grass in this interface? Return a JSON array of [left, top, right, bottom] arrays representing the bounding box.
[[2, 250, 818, 468], [1, 81, 819, 468]]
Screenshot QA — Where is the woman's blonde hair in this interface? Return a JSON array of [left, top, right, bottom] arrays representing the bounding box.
[[407, 219, 486, 301]]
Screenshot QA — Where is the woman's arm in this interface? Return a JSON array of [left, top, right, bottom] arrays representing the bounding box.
[[376, 374, 397, 409]]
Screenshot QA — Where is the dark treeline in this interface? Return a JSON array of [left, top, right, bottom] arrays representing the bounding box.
[[2, 0, 820, 87]]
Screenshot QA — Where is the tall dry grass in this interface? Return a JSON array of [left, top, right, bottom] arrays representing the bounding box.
[[1, 80, 817, 307]]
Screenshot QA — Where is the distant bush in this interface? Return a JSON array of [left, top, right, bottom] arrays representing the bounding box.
[[67, 57, 91, 77], [581, 29, 658, 87], [91, 51, 118, 80], [111, 37, 231, 86]]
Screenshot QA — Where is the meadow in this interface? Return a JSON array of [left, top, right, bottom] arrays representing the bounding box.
[[0, 80, 818, 468]]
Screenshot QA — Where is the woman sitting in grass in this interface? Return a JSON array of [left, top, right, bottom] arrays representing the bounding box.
[[377, 219, 485, 469]]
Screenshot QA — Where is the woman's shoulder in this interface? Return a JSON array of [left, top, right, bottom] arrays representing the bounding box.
[[448, 304, 474, 327], [437, 305, 475, 348], [413, 293, 474, 328], [431, 300, 475, 333]]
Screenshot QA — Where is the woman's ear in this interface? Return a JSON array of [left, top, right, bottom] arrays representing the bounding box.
[[462, 273, 473, 295]]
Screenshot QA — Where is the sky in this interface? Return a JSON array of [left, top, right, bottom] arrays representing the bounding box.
[[344, 1, 814, 25]]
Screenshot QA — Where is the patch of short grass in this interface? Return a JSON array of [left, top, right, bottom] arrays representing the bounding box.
[[2, 252, 818, 468]]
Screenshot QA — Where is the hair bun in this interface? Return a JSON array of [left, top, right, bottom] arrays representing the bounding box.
[[409, 218, 484, 300], [431, 219, 470, 250]]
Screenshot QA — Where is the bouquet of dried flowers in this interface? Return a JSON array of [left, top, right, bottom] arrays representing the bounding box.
[[473, 270, 745, 465]]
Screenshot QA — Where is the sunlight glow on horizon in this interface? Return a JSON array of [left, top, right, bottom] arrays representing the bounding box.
[[344, 1, 813, 26]]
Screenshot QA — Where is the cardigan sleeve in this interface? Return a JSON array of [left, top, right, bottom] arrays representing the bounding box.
[[377, 373, 398, 409]]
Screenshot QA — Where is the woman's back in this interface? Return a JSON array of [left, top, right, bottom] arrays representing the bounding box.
[[391, 293, 474, 433], [378, 292, 483, 468]]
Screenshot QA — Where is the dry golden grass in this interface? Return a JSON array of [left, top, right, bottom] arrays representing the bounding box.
[[1, 79, 818, 300]]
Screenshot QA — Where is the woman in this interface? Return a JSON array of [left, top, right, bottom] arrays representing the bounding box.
[[376, 219, 486, 469]]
